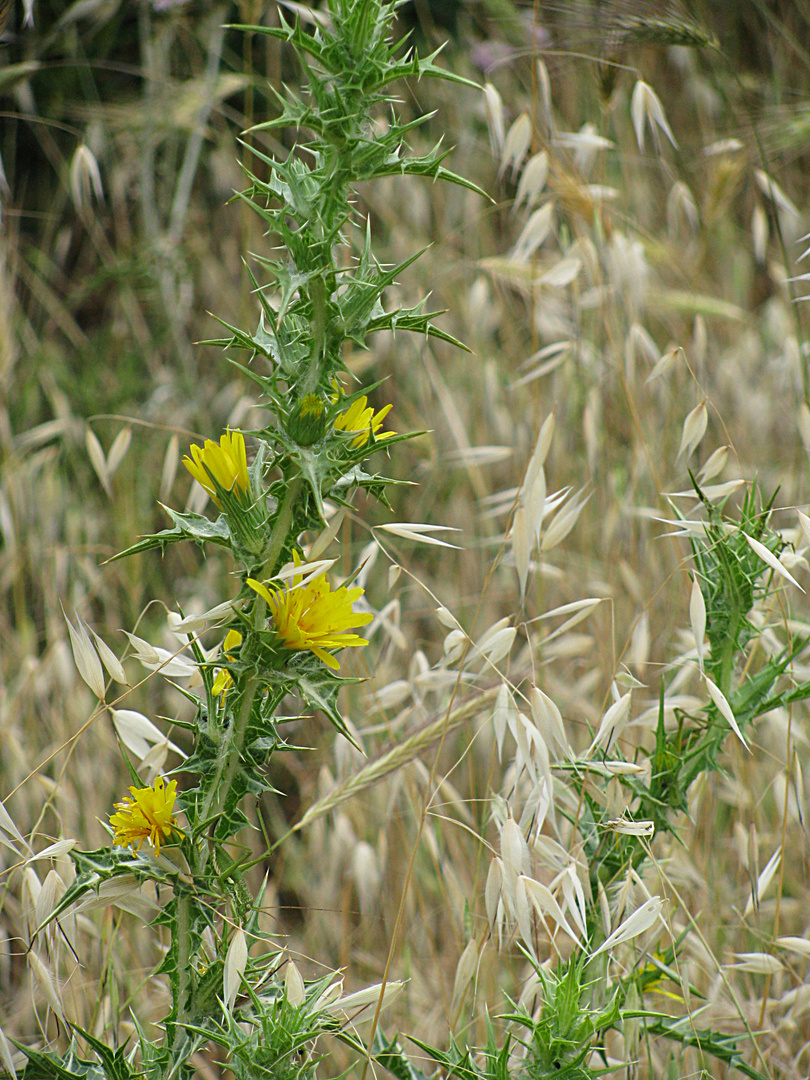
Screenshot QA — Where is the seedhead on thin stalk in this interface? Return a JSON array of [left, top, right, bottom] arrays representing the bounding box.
[[12, 3, 481, 1079]]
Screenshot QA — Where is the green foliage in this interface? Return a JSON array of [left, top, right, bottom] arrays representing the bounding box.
[[416, 958, 621, 1080], [674, 481, 810, 788], [634, 1016, 769, 1080], [689, 481, 779, 689], [188, 973, 338, 1080], [507, 960, 622, 1079]]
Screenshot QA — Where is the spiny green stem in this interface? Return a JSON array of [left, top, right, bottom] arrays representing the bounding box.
[[303, 275, 328, 395], [218, 680, 259, 815], [213, 845, 253, 919], [172, 892, 192, 1051], [719, 599, 743, 695], [263, 476, 303, 579], [198, 681, 259, 876]]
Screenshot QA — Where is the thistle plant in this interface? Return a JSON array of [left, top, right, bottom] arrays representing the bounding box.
[[9, 4, 481, 1077]]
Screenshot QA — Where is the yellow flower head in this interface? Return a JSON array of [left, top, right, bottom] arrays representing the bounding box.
[[334, 396, 394, 449], [212, 629, 242, 697], [183, 430, 249, 507], [110, 776, 178, 857], [247, 554, 373, 670]]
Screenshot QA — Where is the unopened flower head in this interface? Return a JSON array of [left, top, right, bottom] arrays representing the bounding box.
[[110, 776, 178, 856], [212, 629, 242, 696], [247, 554, 373, 670], [334, 396, 394, 449], [183, 430, 249, 506], [299, 394, 325, 419], [288, 394, 327, 446]]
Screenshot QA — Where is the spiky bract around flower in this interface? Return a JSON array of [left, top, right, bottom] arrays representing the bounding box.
[[299, 394, 325, 419], [110, 776, 178, 856], [288, 394, 328, 446]]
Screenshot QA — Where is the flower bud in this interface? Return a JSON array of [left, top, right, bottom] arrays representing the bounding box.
[[287, 394, 327, 446]]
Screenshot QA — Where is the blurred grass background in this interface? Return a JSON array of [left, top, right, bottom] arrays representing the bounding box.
[[2, 1, 810, 1076]]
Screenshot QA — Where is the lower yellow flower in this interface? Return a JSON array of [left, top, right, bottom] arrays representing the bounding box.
[[110, 776, 178, 857], [247, 555, 373, 670], [334, 396, 394, 449], [212, 629, 242, 696], [183, 430, 249, 507]]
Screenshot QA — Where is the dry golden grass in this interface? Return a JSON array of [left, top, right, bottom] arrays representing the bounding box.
[[2, 2, 810, 1077]]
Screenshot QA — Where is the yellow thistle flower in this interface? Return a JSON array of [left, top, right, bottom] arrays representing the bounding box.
[[212, 629, 242, 696], [183, 430, 249, 507], [110, 776, 178, 857], [334, 396, 394, 449], [246, 554, 373, 670]]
